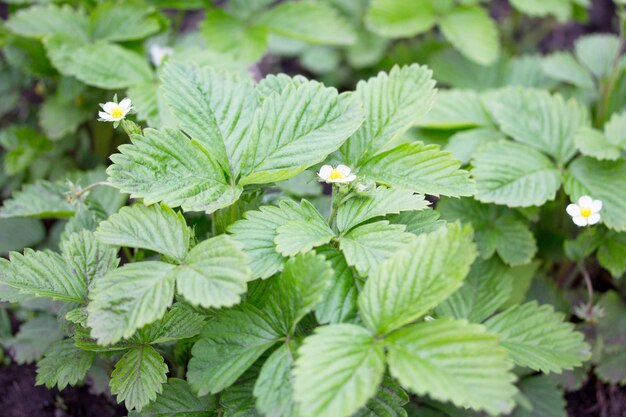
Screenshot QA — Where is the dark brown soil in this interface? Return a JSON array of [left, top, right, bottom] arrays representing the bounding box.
[[0, 364, 124, 417], [567, 374, 626, 417]]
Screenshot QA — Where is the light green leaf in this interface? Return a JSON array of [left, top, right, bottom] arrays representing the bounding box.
[[445, 128, 504, 164], [96, 203, 190, 262], [484, 302, 590, 373], [161, 62, 257, 175], [354, 375, 409, 417], [59, 230, 120, 288], [597, 231, 626, 278], [385, 318, 516, 415], [439, 6, 499, 65], [39, 94, 91, 140], [110, 345, 168, 411], [36, 339, 95, 389], [484, 88, 587, 163], [188, 304, 282, 396], [365, 0, 436, 38], [509, 0, 571, 21], [293, 324, 385, 417], [340, 221, 415, 276], [173, 235, 252, 309], [359, 223, 477, 335], [108, 128, 242, 214], [603, 110, 626, 149], [137, 303, 206, 345], [253, 342, 298, 417], [341, 64, 436, 165], [90, 2, 161, 42], [418, 90, 493, 130], [541, 52, 594, 89], [436, 257, 513, 323], [574, 127, 622, 160], [0, 218, 45, 254], [314, 246, 359, 325], [274, 212, 334, 257], [510, 375, 567, 417], [574, 34, 621, 79], [6, 4, 90, 41], [491, 216, 537, 265], [87, 261, 177, 345], [358, 142, 474, 197], [256, 73, 308, 99], [0, 180, 75, 219], [239, 80, 363, 185], [473, 141, 561, 207], [129, 378, 217, 417], [5, 316, 64, 364], [564, 157, 626, 231], [255, 1, 356, 45]]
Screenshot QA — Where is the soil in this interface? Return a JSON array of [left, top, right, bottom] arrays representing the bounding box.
[[567, 374, 626, 417]]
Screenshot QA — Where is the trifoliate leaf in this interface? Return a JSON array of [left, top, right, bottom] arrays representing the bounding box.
[[564, 157, 626, 231], [6, 4, 90, 41], [5, 316, 64, 364], [0, 180, 74, 219], [541, 52, 594, 89], [354, 375, 408, 417], [358, 142, 474, 197], [110, 345, 168, 411], [90, 2, 161, 42], [484, 88, 587, 163], [339, 221, 415, 276], [255, 1, 356, 45], [365, 0, 436, 38], [128, 378, 217, 417], [96, 203, 190, 262], [385, 318, 516, 415], [87, 261, 177, 345], [439, 6, 499, 65], [239, 80, 363, 185], [161, 62, 257, 175], [188, 304, 282, 396], [418, 91, 494, 130], [274, 212, 334, 257], [173, 235, 252, 309], [337, 187, 429, 233], [436, 257, 513, 323], [574, 34, 621, 79], [137, 303, 206, 345], [359, 223, 477, 335], [59, 230, 120, 288], [510, 375, 567, 417], [108, 128, 242, 214], [293, 324, 385, 417], [473, 141, 561, 207], [314, 246, 359, 325], [484, 301, 590, 373], [597, 231, 626, 278], [340, 64, 436, 164], [229, 199, 325, 279], [36, 339, 95, 389], [254, 342, 299, 417]]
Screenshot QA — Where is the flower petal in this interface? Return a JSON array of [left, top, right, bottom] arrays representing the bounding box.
[[578, 195, 593, 207], [336, 165, 351, 176], [98, 112, 114, 121], [343, 174, 356, 183], [119, 98, 132, 111], [318, 165, 333, 180], [566, 204, 580, 217], [572, 216, 588, 227], [102, 101, 117, 112], [587, 213, 601, 225], [591, 200, 603, 213]]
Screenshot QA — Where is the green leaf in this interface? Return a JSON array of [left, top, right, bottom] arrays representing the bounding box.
[[564, 157, 626, 231], [0, 218, 45, 254], [137, 303, 206, 345], [390, 209, 445, 235], [337, 187, 428, 233], [0, 126, 52, 174], [87, 261, 177, 345], [385, 318, 516, 415], [358, 142, 474, 197], [39, 94, 91, 140], [293, 324, 385, 417], [221, 365, 262, 417], [339, 221, 415, 276], [314, 246, 359, 325], [129, 378, 217, 417], [108, 128, 242, 214], [418, 90, 493, 130], [188, 304, 282, 396], [59, 230, 120, 288], [239, 80, 363, 185], [439, 6, 499, 65], [484, 302, 590, 373], [274, 212, 334, 257], [445, 128, 505, 165], [6, 4, 90, 41], [36, 339, 95, 389], [173, 235, 252, 309], [90, 2, 161, 42], [509, 0, 571, 21], [256, 73, 308, 99], [127, 82, 176, 128], [255, 1, 356, 45], [541, 52, 594, 89], [5, 316, 64, 364], [484, 88, 587, 163], [228, 199, 325, 279], [110, 345, 168, 411], [510, 375, 567, 417], [365, 0, 436, 38], [603, 110, 626, 149], [354, 375, 408, 417], [0, 180, 75, 219], [574, 127, 622, 160], [359, 223, 477, 335], [597, 231, 626, 278], [436, 257, 513, 323], [254, 342, 299, 417], [96, 203, 190, 262], [340, 64, 436, 165], [473, 141, 561, 207], [574, 34, 621, 79], [161, 62, 257, 175]]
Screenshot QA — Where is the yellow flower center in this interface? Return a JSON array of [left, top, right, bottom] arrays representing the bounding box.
[[110, 107, 124, 119], [328, 168, 345, 180], [580, 207, 592, 218]]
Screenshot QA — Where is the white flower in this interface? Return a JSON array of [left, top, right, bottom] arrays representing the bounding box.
[[566, 195, 602, 227], [317, 164, 356, 184], [149, 45, 173, 66], [98, 97, 133, 123]]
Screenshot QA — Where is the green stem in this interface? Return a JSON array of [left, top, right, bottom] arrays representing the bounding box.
[[74, 181, 114, 199], [578, 261, 594, 314], [327, 185, 339, 231]]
